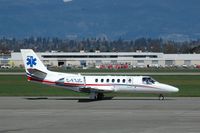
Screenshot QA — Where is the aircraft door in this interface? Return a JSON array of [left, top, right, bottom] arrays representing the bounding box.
[[83, 76, 86, 85]]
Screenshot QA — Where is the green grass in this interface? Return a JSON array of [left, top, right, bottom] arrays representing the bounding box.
[[0, 67, 24, 72], [0, 75, 200, 97], [0, 75, 86, 96], [153, 75, 200, 97]]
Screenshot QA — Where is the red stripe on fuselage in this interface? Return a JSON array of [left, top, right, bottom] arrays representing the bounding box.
[[27, 76, 159, 89], [27, 76, 55, 84], [27, 76, 113, 87]]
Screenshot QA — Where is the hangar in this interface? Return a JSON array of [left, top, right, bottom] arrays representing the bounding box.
[[1, 50, 200, 68]]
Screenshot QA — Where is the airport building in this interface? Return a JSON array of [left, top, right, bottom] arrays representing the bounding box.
[[1, 51, 200, 68]]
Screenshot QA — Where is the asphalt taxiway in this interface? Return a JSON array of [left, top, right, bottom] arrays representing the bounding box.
[[0, 97, 200, 133]]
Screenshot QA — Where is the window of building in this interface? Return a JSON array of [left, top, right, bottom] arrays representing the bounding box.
[[58, 61, 65, 66], [111, 60, 117, 64], [80, 60, 86, 67], [165, 60, 174, 66], [137, 60, 144, 63], [42, 55, 118, 58], [137, 60, 144, 67], [133, 55, 158, 58], [96, 60, 102, 65], [152, 60, 158, 64], [184, 60, 191, 66]]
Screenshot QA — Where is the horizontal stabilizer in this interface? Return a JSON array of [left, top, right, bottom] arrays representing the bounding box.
[[27, 68, 47, 80]]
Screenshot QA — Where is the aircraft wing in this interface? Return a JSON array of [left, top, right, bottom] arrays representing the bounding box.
[[79, 86, 113, 93]]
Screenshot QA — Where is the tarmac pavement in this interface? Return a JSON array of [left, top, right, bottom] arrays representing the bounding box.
[[0, 97, 200, 133]]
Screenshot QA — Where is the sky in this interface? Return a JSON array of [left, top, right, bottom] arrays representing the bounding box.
[[0, 0, 200, 40]]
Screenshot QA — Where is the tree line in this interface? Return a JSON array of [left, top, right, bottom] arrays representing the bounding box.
[[1, 37, 200, 54]]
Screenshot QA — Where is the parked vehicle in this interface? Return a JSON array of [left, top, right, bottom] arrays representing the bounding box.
[[0, 64, 12, 69]]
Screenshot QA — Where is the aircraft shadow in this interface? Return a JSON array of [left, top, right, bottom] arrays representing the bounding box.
[[78, 97, 114, 103], [25, 97, 49, 100], [24, 97, 175, 103], [24, 97, 114, 103], [111, 98, 175, 101]]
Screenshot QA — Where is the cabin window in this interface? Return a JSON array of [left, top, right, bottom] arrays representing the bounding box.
[[95, 79, 98, 82], [128, 79, 132, 83], [122, 79, 126, 83], [112, 79, 115, 83], [101, 79, 104, 83], [106, 79, 109, 83], [117, 79, 120, 83]]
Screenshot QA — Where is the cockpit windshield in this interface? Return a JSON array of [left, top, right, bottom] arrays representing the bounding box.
[[142, 77, 157, 84]]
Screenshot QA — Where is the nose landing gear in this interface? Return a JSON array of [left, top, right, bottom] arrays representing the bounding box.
[[159, 94, 164, 100]]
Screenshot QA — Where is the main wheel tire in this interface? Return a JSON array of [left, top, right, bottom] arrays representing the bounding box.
[[159, 94, 164, 100], [97, 93, 104, 100]]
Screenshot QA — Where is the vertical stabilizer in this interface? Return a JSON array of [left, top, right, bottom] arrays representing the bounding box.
[[21, 49, 48, 74]]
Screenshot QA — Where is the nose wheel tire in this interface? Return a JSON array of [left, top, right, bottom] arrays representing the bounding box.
[[159, 94, 164, 100]]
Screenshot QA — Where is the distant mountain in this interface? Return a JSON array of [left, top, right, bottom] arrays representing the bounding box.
[[0, 0, 200, 41]]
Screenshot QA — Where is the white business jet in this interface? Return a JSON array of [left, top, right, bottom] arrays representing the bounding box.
[[21, 49, 179, 100]]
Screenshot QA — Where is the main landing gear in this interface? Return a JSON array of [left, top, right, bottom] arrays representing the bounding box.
[[159, 94, 164, 100], [89, 92, 104, 100]]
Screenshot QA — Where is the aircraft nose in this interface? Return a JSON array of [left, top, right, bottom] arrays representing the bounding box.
[[169, 86, 179, 92], [165, 85, 179, 93]]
